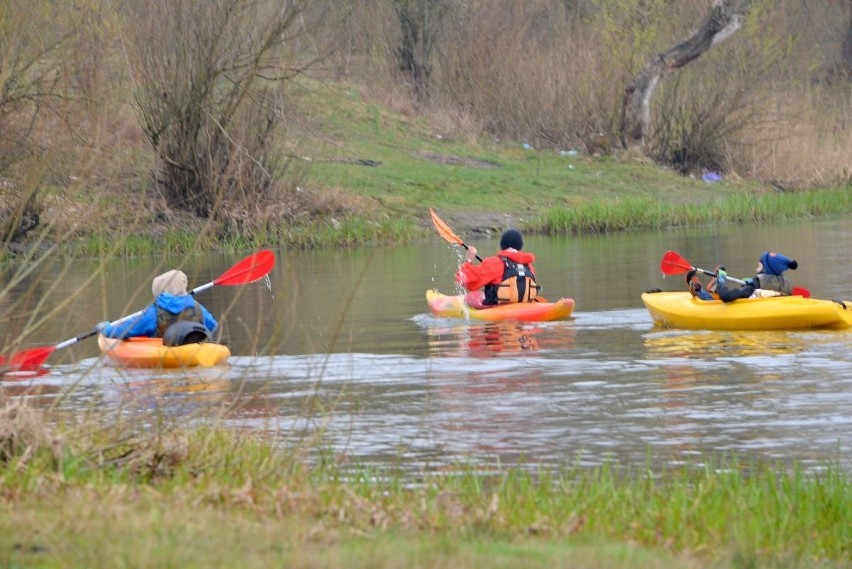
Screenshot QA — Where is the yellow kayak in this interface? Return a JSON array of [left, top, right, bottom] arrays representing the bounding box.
[[642, 291, 852, 331], [426, 289, 575, 322], [98, 334, 230, 368]]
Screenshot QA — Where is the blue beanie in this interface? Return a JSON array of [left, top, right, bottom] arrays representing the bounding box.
[[500, 229, 523, 251], [760, 252, 797, 276]]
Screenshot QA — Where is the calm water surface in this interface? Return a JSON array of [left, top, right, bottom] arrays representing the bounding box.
[[2, 218, 850, 474]]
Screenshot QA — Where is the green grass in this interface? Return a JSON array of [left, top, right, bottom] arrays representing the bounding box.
[[56, 180, 852, 256], [1, 411, 849, 568], [530, 187, 852, 234], [282, 215, 423, 248]]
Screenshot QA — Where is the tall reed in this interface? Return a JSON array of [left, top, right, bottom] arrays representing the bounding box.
[[532, 187, 852, 235]]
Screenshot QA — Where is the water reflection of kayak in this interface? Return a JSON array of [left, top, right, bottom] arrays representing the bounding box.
[[98, 334, 231, 368], [643, 329, 807, 359], [426, 290, 575, 322], [425, 321, 553, 356], [642, 291, 852, 331]]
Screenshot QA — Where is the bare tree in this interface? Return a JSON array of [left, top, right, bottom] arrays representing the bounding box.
[[840, 0, 852, 79], [620, 0, 753, 151], [392, 0, 452, 101], [121, 0, 314, 221], [0, 1, 70, 245]]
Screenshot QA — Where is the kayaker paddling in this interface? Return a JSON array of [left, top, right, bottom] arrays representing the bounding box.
[[455, 229, 541, 309], [714, 252, 798, 303], [96, 269, 218, 345], [686, 270, 714, 300]]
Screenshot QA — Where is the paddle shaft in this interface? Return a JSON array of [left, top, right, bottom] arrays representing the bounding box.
[[461, 244, 483, 263], [692, 267, 748, 286]]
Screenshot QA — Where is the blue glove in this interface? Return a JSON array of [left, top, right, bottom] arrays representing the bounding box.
[[95, 321, 110, 334]]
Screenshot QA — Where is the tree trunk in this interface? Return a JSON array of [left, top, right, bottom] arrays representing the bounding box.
[[620, 0, 752, 151], [842, 1, 852, 78], [392, 0, 451, 102]]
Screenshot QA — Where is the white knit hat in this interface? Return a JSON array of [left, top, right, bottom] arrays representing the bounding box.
[[152, 269, 188, 297]]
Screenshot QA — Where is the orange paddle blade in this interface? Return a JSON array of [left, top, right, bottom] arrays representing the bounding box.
[[430, 208, 464, 246]]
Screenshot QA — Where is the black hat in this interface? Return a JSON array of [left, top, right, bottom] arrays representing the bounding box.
[[500, 229, 523, 250]]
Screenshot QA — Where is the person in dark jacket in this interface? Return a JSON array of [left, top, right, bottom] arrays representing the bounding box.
[[96, 269, 218, 338], [714, 252, 798, 303], [455, 229, 540, 308]]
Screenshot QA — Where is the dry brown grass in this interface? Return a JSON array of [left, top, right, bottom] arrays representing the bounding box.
[[0, 397, 61, 468], [318, 0, 850, 184], [735, 89, 852, 188]]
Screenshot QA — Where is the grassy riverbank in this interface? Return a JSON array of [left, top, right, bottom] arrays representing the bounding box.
[[19, 79, 852, 258], [2, 405, 849, 568]]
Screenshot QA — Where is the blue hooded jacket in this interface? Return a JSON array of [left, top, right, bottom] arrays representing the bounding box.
[[101, 293, 218, 339], [755, 252, 797, 295], [759, 252, 796, 276]]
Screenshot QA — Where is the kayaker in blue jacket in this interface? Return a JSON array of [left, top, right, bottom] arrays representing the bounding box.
[[96, 269, 218, 339], [714, 252, 798, 303]]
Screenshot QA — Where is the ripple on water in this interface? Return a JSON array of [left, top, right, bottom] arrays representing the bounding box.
[[6, 314, 851, 474]]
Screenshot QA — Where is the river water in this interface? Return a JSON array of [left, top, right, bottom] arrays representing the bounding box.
[[2, 218, 850, 474]]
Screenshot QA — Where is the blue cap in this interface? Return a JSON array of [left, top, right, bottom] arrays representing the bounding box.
[[759, 252, 796, 276]]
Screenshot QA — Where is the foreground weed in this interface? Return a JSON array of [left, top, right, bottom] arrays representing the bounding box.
[[0, 404, 848, 567]]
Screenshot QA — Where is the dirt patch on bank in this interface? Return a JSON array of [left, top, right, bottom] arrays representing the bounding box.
[[424, 209, 530, 240], [416, 152, 529, 240], [416, 151, 502, 169]]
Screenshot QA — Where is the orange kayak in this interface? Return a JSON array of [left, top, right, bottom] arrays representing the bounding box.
[[426, 289, 575, 322], [98, 334, 230, 368]]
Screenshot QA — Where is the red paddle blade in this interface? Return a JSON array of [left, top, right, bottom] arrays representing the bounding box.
[[792, 286, 811, 298], [214, 250, 275, 286], [660, 250, 694, 275], [8, 346, 55, 370]]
